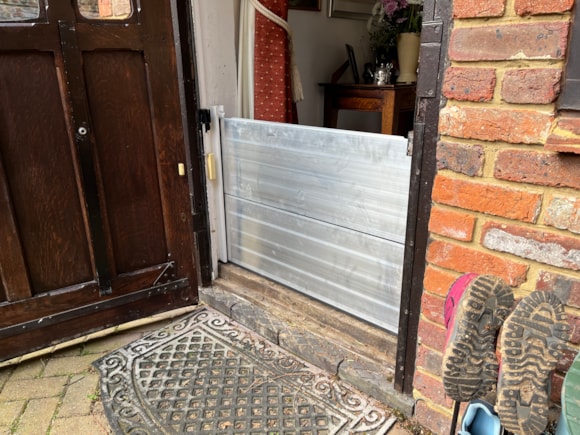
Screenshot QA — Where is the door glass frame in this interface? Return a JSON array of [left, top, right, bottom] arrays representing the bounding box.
[[0, 0, 45, 23], [75, 0, 138, 23]]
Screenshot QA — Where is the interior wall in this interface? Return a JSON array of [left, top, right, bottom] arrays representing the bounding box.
[[192, 0, 379, 132], [289, 0, 380, 132], [191, 0, 239, 118]]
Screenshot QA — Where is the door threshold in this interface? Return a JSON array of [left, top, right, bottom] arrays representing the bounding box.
[[200, 262, 415, 416]]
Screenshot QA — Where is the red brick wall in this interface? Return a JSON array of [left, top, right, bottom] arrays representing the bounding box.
[[414, 0, 580, 432]]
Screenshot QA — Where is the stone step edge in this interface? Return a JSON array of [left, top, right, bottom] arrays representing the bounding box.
[[218, 263, 399, 361]]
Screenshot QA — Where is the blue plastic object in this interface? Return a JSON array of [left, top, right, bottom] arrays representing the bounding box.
[[459, 399, 503, 435]]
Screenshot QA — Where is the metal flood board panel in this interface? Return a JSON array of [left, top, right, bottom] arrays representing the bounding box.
[[222, 119, 411, 332], [222, 119, 411, 244], [225, 196, 404, 332]]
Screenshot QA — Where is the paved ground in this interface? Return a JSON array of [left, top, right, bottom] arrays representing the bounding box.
[[0, 305, 415, 435], [0, 307, 197, 435]]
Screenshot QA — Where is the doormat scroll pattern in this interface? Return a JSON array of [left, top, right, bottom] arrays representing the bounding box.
[[93, 307, 397, 434]]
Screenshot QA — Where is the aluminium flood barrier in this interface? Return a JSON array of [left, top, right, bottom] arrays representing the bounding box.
[[221, 118, 411, 333]]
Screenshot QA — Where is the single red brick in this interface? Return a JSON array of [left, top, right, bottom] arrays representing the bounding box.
[[426, 239, 529, 286], [557, 348, 578, 372], [537, 270, 580, 309], [429, 206, 476, 241], [414, 370, 454, 408], [501, 68, 562, 104], [453, 0, 506, 18], [544, 196, 580, 235], [545, 114, 580, 154], [418, 316, 446, 352], [554, 114, 580, 134], [545, 142, 580, 154], [567, 313, 580, 345], [481, 222, 580, 270], [437, 141, 485, 176], [443, 67, 496, 101], [421, 292, 445, 325], [432, 175, 542, 223], [439, 105, 554, 144], [416, 344, 443, 377], [515, 0, 574, 16], [551, 372, 564, 403], [414, 401, 453, 435], [494, 149, 580, 190], [423, 266, 458, 298], [449, 22, 569, 61]]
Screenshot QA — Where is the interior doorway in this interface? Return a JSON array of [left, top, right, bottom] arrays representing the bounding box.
[[196, 0, 450, 395]]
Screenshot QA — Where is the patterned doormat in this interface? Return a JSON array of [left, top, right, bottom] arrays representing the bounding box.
[[93, 307, 397, 434]]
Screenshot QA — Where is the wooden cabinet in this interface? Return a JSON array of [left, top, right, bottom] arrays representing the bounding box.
[[320, 83, 416, 136]]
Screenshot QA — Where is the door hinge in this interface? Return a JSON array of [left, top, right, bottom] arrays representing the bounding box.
[[198, 108, 211, 132]]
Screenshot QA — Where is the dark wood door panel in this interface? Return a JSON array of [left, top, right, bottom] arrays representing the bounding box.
[[84, 50, 167, 274], [0, 154, 31, 303], [0, 51, 94, 294]]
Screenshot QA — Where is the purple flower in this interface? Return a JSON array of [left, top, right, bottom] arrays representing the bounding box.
[[371, 0, 423, 36], [381, 0, 400, 18]]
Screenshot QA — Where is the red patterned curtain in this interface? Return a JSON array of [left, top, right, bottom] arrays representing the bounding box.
[[253, 0, 297, 123]]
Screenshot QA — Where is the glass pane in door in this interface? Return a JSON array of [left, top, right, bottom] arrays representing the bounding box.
[[78, 0, 132, 20], [0, 0, 40, 21]]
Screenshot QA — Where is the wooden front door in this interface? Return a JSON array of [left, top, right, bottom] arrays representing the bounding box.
[[0, 0, 200, 362]]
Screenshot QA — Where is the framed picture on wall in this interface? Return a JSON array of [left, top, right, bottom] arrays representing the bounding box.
[[328, 0, 374, 19], [289, 0, 321, 11]]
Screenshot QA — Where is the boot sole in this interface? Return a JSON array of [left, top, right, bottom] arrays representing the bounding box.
[[496, 291, 569, 435], [442, 275, 514, 402]]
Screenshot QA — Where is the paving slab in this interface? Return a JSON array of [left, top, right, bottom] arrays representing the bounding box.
[[0, 376, 67, 401], [15, 396, 59, 435], [42, 354, 101, 377], [51, 414, 112, 435], [9, 358, 46, 380], [0, 400, 25, 426], [58, 373, 100, 418]]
